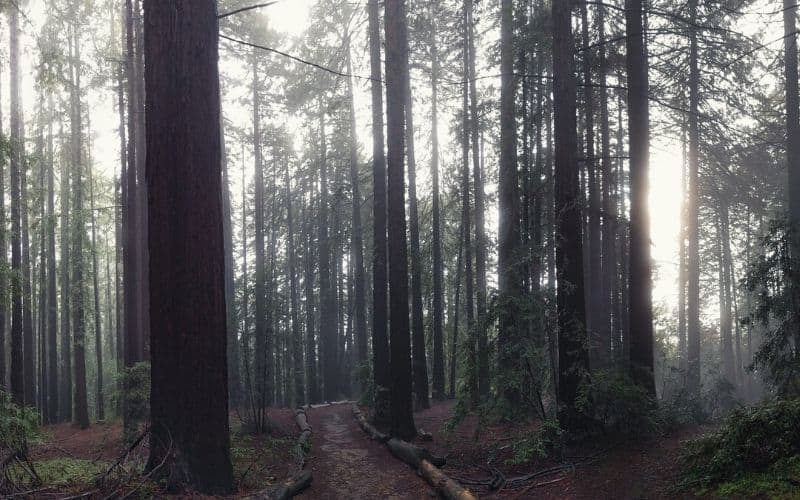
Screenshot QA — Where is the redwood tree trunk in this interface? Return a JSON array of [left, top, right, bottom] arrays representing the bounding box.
[[552, 0, 589, 430], [385, 0, 416, 440], [143, 0, 233, 493]]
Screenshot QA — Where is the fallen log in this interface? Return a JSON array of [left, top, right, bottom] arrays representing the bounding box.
[[419, 460, 478, 500], [244, 469, 313, 500], [352, 405, 390, 443], [386, 438, 446, 469]]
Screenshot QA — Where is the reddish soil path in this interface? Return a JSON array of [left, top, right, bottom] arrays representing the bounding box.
[[299, 403, 433, 499]]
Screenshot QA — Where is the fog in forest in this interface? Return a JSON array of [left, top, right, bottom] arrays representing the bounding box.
[[1, 0, 799, 498]]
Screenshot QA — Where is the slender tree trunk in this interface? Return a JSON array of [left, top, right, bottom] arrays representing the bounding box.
[[368, 0, 391, 425], [405, 61, 430, 410], [343, 35, 368, 376], [0, 39, 5, 391], [429, 3, 446, 401], [466, 0, 488, 398], [678, 124, 688, 375], [385, 0, 416, 440], [449, 222, 464, 399], [8, 6, 24, 404], [285, 161, 304, 407], [553, 0, 589, 430], [21, 97, 35, 408], [46, 95, 58, 422], [90, 158, 104, 420], [143, 1, 233, 492], [221, 120, 241, 409], [134, 0, 149, 361], [318, 111, 338, 401], [686, 0, 702, 396], [598, 1, 614, 367], [304, 191, 319, 404], [717, 203, 736, 386]]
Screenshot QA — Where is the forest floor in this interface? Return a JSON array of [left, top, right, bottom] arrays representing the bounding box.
[[21, 401, 711, 499]]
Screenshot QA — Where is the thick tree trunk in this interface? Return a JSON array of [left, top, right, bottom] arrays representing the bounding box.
[[553, 0, 589, 430], [70, 27, 90, 430], [368, 0, 391, 425], [318, 111, 338, 402], [143, 0, 233, 492], [626, 0, 655, 395], [497, 0, 524, 409], [385, 0, 416, 440]]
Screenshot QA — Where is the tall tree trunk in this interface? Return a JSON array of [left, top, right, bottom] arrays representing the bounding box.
[[686, 0, 702, 396], [466, 0, 488, 398], [678, 124, 688, 375], [252, 52, 271, 427], [449, 222, 464, 399], [717, 203, 736, 386], [385, 0, 416, 440], [304, 192, 319, 404], [221, 120, 241, 409], [123, 0, 141, 436], [598, 1, 614, 366], [406, 63, 430, 410], [90, 157, 104, 420], [21, 96, 35, 408], [0, 37, 5, 391], [460, 1, 477, 405], [286, 161, 304, 407], [553, 0, 589, 430], [429, 2, 446, 401], [318, 110, 338, 401], [134, 0, 149, 361], [497, 0, 524, 409], [46, 95, 58, 422], [70, 27, 90, 430], [8, 6, 24, 404], [143, 1, 233, 492], [626, 0, 655, 394], [344, 35, 368, 375], [368, 0, 391, 424]]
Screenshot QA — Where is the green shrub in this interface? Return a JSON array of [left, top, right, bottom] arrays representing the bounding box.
[[0, 389, 38, 455], [576, 370, 659, 437], [681, 399, 800, 489], [506, 418, 564, 465]]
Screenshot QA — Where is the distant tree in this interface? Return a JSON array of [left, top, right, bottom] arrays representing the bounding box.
[[143, 0, 233, 493]]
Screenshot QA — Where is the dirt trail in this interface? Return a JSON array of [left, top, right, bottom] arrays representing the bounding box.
[[299, 404, 432, 500]]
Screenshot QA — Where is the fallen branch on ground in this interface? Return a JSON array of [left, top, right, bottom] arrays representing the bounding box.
[[419, 459, 478, 500]]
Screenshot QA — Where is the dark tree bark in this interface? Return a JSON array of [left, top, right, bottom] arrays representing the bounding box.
[[8, 6, 24, 404], [466, 0, 488, 398], [406, 67, 430, 410], [717, 203, 736, 386], [385, 0, 416, 440], [134, 0, 149, 362], [552, 0, 589, 430], [581, 1, 602, 369], [598, 1, 614, 366], [252, 51, 272, 424], [449, 222, 464, 399], [21, 94, 34, 408], [626, 0, 655, 395], [143, 0, 233, 492], [0, 46, 5, 391], [303, 193, 320, 404], [368, 0, 391, 425], [286, 160, 304, 407], [70, 26, 90, 430], [686, 0, 702, 396], [318, 110, 338, 402], [497, 0, 524, 409], [429, 2, 445, 401]]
